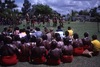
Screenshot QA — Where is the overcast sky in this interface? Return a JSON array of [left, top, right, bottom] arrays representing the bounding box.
[[15, 0, 100, 15]]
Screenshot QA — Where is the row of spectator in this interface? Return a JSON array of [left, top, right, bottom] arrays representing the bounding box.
[[0, 26, 100, 66]]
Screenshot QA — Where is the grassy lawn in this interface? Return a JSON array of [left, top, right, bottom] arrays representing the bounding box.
[[0, 21, 100, 67]]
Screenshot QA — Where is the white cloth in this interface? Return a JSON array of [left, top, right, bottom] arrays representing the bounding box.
[[55, 31, 64, 38], [19, 32, 26, 38]]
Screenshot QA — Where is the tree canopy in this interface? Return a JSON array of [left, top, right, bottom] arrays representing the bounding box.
[[21, 0, 31, 15]]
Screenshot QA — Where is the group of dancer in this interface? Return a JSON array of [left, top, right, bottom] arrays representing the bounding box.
[[26, 14, 64, 27], [0, 26, 100, 66]]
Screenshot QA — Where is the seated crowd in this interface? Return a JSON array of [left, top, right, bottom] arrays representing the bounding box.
[[0, 26, 100, 66]]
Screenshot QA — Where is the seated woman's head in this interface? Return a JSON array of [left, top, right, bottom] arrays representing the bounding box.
[[84, 32, 89, 37], [3, 36, 12, 44], [36, 38, 43, 46], [63, 38, 70, 45], [50, 41, 57, 49], [92, 35, 97, 40], [65, 31, 69, 37], [73, 33, 79, 39], [42, 34, 47, 40]]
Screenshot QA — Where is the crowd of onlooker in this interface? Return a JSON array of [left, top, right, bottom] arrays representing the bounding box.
[[0, 26, 100, 66]]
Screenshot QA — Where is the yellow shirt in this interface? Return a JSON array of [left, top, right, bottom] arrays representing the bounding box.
[[91, 40, 100, 51], [68, 30, 73, 36]]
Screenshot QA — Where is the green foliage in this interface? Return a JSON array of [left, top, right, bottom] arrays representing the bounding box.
[[32, 4, 52, 15], [5, 0, 17, 9], [0, 0, 20, 25], [0, 0, 17, 14], [21, 0, 31, 15], [79, 10, 89, 15]]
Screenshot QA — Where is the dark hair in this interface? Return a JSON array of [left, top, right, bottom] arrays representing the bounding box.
[[13, 35, 20, 41], [63, 38, 70, 45], [42, 34, 47, 40], [54, 33, 60, 38], [73, 33, 79, 39], [57, 26, 61, 29], [27, 26, 30, 30], [30, 35, 36, 42], [36, 38, 43, 46], [65, 31, 69, 37], [56, 36, 61, 41], [68, 26, 71, 30], [14, 27, 19, 31], [35, 27, 40, 31], [0, 34, 4, 42], [3, 27, 7, 31], [84, 32, 89, 37], [20, 37, 27, 44], [20, 28, 26, 33], [92, 35, 97, 40], [50, 41, 57, 49], [3, 36, 12, 44]]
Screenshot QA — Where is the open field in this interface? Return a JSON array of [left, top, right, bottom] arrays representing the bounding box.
[[0, 21, 100, 67]]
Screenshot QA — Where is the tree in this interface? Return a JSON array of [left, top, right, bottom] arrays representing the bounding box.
[[5, 0, 17, 10], [89, 7, 97, 17], [32, 4, 52, 15], [21, 0, 31, 16], [0, 1, 5, 13], [0, 0, 18, 18]]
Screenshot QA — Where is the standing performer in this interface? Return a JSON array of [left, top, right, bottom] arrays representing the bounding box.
[[46, 15, 50, 27], [37, 14, 41, 26], [59, 17, 63, 27], [41, 15, 45, 26], [31, 15, 36, 27], [26, 13, 30, 26], [53, 16, 57, 27]]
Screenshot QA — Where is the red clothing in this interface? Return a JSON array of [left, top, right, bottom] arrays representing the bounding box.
[[73, 47, 84, 56], [46, 58, 61, 65], [31, 56, 46, 64], [61, 55, 73, 63], [0, 54, 18, 65]]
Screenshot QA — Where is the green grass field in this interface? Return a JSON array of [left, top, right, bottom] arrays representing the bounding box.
[[0, 21, 100, 67]]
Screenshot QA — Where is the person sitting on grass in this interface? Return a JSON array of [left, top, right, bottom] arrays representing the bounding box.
[[13, 27, 20, 35], [82, 34, 100, 57], [42, 34, 50, 51], [82, 32, 92, 50], [56, 36, 64, 49], [72, 33, 84, 56], [30, 38, 47, 64], [0, 36, 18, 66], [18, 37, 30, 62], [43, 27, 54, 42], [67, 26, 73, 38], [61, 38, 73, 63], [34, 27, 43, 38], [64, 31, 72, 43], [18, 28, 26, 38], [91, 35, 100, 56], [46, 40, 62, 65], [55, 26, 64, 39]]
